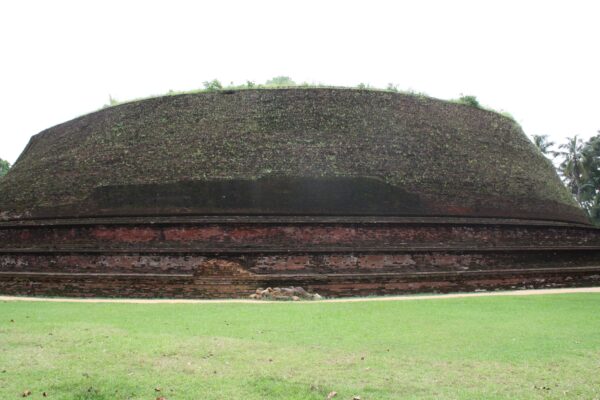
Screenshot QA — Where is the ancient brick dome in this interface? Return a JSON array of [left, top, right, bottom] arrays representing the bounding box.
[[1, 89, 599, 298], [0, 89, 587, 223]]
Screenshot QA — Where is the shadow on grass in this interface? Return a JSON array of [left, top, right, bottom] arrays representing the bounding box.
[[251, 376, 327, 400], [51, 380, 141, 400]]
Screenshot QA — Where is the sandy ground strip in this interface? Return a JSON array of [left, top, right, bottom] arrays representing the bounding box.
[[0, 287, 599, 304]]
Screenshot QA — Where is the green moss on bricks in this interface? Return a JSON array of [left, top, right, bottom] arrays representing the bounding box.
[[0, 88, 587, 224]]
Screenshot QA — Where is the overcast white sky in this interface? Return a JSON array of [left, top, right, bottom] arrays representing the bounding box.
[[1, 0, 598, 164]]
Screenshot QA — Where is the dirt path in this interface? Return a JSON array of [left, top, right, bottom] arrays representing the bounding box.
[[1, 287, 599, 304]]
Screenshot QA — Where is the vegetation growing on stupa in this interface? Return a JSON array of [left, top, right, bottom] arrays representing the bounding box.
[[102, 77, 514, 119], [0, 158, 10, 178]]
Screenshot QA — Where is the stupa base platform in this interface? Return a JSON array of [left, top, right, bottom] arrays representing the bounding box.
[[1, 265, 600, 299], [2, 216, 600, 298]]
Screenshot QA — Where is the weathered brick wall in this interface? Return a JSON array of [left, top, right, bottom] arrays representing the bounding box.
[[2, 217, 600, 298], [2, 220, 600, 251]]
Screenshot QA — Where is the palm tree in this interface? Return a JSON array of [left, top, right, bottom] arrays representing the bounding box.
[[558, 135, 587, 204], [555, 133, 600, 224], [531, 134, 557, 157]]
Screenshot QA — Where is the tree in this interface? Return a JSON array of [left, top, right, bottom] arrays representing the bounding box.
[[0, 158, 10, 177], [555, 133, 600, 224], [386, 83, 399, 92], [455, 95, 481, 108], [531, 134, 557, 157], [577, 134, 600, 221], [202, 79, 223, 91], [265, 76, 296, 87], [558, 135, 587, 204]]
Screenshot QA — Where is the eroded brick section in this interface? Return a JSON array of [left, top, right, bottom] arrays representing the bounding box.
[[248, 252, 600, 274], [2, 268, 599, 298]]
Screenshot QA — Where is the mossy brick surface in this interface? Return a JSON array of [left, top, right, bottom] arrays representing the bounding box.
[[0, 88, 586, 223]]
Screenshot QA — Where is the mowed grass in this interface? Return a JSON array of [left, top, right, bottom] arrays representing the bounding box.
[[1, 294, 599, 399]]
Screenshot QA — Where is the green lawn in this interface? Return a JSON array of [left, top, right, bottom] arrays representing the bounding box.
[[1, 294, 599, 399]]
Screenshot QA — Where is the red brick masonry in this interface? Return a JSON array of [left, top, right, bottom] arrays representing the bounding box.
[[1, 216, 600, 298]]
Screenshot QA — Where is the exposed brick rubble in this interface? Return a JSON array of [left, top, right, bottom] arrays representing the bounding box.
[[249, 287, 322, 301]]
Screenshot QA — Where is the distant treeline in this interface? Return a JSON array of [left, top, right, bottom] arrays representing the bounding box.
[[533, 133, 600, 224]]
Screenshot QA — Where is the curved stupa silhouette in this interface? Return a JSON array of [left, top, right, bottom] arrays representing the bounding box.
[[1, 88, 599, 297]]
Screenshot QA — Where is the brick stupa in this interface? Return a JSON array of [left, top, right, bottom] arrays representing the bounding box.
[[1, 89, 599, 297]]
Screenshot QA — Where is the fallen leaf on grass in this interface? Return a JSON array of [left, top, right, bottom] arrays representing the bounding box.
[[22, 390, 31, 397], [326, 391, 337, 399]]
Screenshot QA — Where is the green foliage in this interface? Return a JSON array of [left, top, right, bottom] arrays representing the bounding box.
[[555, 132, 600, 224], [450, 95, 517, 118], [531, 134, 557, 158], [453, 95, 481, 108], [0, 158, 10, 177], [101, 95, 120, 109], [202, 79, 223, 91], [95, 78, 511, 121], [386, 83, 399, 92], [404, 89, 429, 98], [499, 110, 515, 120], [264, 76, 296, 87]]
